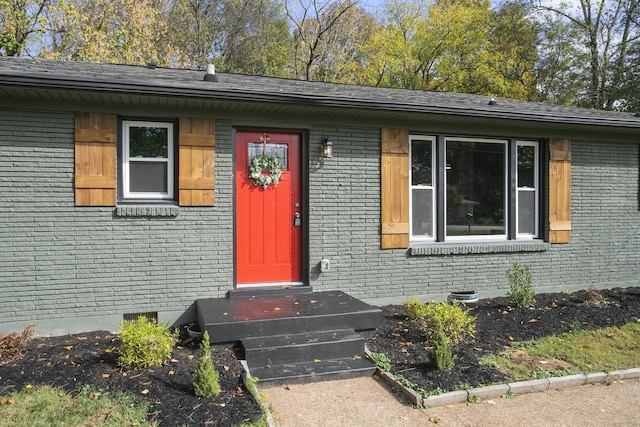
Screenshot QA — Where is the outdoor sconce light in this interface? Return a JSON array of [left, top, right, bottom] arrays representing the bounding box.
[[321, 136, 334, 158]]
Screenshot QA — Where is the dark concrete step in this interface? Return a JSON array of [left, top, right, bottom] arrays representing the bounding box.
[[197, 291, 382, 343], [242, 329, 364, 366], [249, 357, 376, 383]]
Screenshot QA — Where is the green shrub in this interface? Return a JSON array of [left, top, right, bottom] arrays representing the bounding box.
[[404, 298, 428, 320], [193, 331, 221, 398], [412, 301, 476, 347], [506, 262, 536, 308], [429, 329, 455, 371], [117, 316, 177, 370]]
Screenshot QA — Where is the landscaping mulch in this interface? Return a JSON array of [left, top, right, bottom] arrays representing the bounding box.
[[0, 327, 262, 426], [365, 287, 640, 394]]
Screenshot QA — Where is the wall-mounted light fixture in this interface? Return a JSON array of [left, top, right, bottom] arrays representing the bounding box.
[[321, 136, 334, 158]]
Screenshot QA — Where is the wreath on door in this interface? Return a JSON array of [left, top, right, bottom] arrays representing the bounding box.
[[249, 155, 282, 189]]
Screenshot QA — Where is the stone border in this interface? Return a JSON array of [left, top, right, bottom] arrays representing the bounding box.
[[240, 360, 277, 427], [375, 365, 640, 408]]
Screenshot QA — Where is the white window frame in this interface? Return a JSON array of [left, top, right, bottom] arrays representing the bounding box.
[[409, 136, 436, 242], [409, 135, 540, 244], [516, 140, 539, 239], [122, 121, 174, 200]]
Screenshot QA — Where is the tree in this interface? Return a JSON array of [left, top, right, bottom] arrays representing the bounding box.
[[0, 0, 49, 56], [530, 0, 640, 110], [43, 0, 169, 65], [289, 0, 358, 81], [167, 0, 292, 74]]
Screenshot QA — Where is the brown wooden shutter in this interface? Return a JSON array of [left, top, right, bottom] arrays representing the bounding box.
[[381, 128, 410, 249], [74, 112, 117, 206], [178, 117, 216, 206], [549, 138, 571, 243]]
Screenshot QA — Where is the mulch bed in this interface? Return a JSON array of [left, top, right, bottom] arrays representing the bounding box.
[[365, 287, 640, 394], [0, 326, 262, 426]]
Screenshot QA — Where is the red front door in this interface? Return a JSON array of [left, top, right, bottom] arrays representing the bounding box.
[[235, 131, 302, 286]]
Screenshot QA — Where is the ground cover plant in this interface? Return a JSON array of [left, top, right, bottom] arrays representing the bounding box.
[[366, 287, 640, 396], [0, 325, 263, 426]]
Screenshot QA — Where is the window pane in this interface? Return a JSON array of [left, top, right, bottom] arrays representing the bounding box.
[[249, 142, 288, 170], [518, 145, 535, 188], [411, 140, 432, 186], [446, 140, 505, 237], [130, 162, 168, 193], [518, 189, 536, 234], [412, 188, 433, 237], [129, 126, 169, 158]]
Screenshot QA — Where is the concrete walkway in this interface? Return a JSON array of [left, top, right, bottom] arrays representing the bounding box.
[[259, 375, 640, 426]]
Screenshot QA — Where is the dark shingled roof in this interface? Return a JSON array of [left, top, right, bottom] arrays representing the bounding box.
[[1, 57, 639, 129]]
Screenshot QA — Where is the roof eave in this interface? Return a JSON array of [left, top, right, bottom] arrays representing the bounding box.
[[1, 71, 640, 129]]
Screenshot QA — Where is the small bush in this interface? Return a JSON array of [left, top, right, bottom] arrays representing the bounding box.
[[0, 324, 35, 362], [506, 262, 536, 308], [429, 329, 455, 371], [404, 298, 428, 320], [407, 301, 476, 347], [193, 331, 221, 398], [117, 316, 177, 370]]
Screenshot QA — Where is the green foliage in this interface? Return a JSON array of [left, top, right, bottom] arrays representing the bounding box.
[[403, 298, 428, 320], [0, 385, 149, 427], [117, 316, 177, 370], [370, 352, 391, 372], [193, 331, 221, 398], [0, 324, 35, 361], [429, 329, 455, 371], [505, 262, 536, 308], [404, 300, 476, 347]]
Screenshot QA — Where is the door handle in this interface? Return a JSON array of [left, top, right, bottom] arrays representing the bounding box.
[[294, 212, 301, 227]]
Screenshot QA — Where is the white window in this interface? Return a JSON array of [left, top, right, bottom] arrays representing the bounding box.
[[410, 136, 539, 243], [410, 136, 435, 240], [517, 141, 539, 238], [122, 121, 174, 200]]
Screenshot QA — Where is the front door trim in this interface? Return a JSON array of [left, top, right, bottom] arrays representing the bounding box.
[[232, 127, 309, 289]]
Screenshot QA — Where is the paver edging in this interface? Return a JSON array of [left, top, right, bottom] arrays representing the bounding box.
[[375, 367, 640, 409], [240, 360, 277, 427]]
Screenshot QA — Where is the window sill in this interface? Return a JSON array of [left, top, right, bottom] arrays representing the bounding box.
[[409, 240, 549, 256], [115, 205, 180, 218]]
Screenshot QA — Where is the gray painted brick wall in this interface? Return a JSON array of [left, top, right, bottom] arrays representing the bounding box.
[[1, 108, 639, 335], [0, 110, 235, 334]]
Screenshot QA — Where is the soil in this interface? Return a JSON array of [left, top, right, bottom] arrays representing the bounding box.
[[365, 287, 640, 394], [0, 326, 262, 426], [2, 287, 640, 427]]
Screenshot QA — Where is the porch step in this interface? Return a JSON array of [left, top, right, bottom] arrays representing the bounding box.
[[196, 290, 382, 382], [197, 290, 382, 343], [248, 357, 376, 383], [242, 329, 364, 367]]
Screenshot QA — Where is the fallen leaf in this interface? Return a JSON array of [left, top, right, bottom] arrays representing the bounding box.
[[508, 336, 514, 341], [170, 359, 178, 363], [76, 336, 87, 341], [486, 400, 496, 405], [104, 348, 111, 353], [187, 355, 195, 359], [391, 332, 401, 337], [283, 385, 291, 390], [314, 359, 321, 363], [102, 373, 110, 378], [528, 319, 537, 323], [168, 370, 175, 376], [218, 403, 226, 407], [7, 397, 14, 405], [25, 384, 32, 390], [223, 365, 230, 371], [310, 300, 317, 304], [260, 393, 269, 399], [89, 392, 97, 399], [141, 389, 149, 395], [236, 387, 244, 394], [551, 303, 558, 308], [63, 346, 73, 351]]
